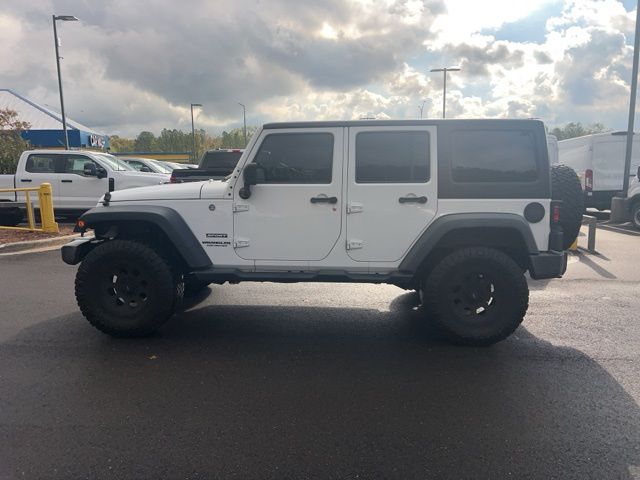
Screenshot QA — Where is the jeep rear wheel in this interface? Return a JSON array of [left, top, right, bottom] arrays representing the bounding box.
[[75, 239, 183, 337], [421, 247, 529, 346]]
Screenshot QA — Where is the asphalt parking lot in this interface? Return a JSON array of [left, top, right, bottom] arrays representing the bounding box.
[[1, 227, 639, 479]]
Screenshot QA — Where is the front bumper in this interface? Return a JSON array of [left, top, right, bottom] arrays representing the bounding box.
[[529, 251, 568, 280], [61, 238, 100, 265]]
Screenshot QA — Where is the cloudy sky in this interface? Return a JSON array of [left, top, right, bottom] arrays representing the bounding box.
[[0, 0, 638, 136]]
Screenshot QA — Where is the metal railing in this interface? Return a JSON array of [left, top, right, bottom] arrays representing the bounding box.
[[0, 183, 59, 233]]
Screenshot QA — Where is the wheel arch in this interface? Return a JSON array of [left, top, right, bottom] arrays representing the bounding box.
[[398, 213, 539, 282], [76, 205, 211, 270]]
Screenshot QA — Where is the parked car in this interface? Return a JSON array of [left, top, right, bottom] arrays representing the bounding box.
[[558, 132, 640, 210], [170, 149, 243, 183], [0, 150, 169, 226], [121, 157, 173, 174], [63, 119, 580, 346]]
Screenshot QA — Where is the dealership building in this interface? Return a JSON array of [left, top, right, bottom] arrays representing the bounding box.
[[0, 88, 108, 150]]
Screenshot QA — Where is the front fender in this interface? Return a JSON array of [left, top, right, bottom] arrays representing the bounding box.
[[71, 205, 211, 270]]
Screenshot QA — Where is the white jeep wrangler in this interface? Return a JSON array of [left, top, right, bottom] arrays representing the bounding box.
[[62, 120, 576, 345]]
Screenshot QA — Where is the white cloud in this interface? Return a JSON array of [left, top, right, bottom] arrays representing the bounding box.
[[0, 0, 637, 136]]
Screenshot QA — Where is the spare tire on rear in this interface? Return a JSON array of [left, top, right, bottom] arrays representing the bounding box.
[[551, 164, 584, 250]]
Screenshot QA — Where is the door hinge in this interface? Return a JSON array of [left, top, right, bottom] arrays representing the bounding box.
[[234, 238, 250, 248], [347, 202, 363, 214], [233, 204, 250, 212], [346, 239, 364, 250]]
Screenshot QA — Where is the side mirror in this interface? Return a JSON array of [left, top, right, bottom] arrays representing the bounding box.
[[239, 163, 263, 199], [96, 166, 107, 179], [83, 163, 97, 176], [139, 165, 152, 173]]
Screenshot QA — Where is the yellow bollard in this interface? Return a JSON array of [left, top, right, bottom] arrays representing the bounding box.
[[569, 238, 578, 251], [38, 183, 59, 234]]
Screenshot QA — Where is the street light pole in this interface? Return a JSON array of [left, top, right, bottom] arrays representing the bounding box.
[[52, 15, 78, 150], [611, 1, 640, 223], [190, 103, 202, 163], [624, 3, 640, 198], [430, 66, 460, 119], [238, 103, 247, 146], [418, 100, 426, 119]]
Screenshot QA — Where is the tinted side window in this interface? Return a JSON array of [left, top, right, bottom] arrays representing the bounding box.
[[25, 154, 59, 173], [452, 130, 538, 182], [64, 155, 94, 175], [356, 131, 430, 183], [253, 133, 333, 184]]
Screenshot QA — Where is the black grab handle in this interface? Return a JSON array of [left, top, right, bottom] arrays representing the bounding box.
[[399, 196, 427, 204], [310, 196, 338, 204]]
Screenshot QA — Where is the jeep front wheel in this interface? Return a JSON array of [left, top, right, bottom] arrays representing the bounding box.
[[421, 247, 529, 346], [75, 239, 183, 337]]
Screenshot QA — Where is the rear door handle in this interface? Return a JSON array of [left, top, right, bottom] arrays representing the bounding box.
[[20, 179, 32, 183], [399, 196, 427, 204], [310, 196, 338, 204], [61, 179, 73, 183]]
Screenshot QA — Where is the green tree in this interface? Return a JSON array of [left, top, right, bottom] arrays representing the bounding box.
[[0, 108, 30, 174], [134, 131, 157, 151], [549, 122, 610, 141], [108, 135, 135, 153], [220, 127, 256, 148]]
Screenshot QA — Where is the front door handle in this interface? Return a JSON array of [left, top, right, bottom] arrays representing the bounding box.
[[61, 179, 73, 183], [399, 196, 427, 204], [20, 179, 32, 183], [310, 196, 338, 204]]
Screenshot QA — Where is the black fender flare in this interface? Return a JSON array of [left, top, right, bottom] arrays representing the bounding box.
[[398, 213, 540, 274], [75, 205, 212, 269]]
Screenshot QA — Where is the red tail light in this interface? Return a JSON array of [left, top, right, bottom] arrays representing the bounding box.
[[584, 169, 593, 192], [552, 203, 561, 224], [170, 173, 177, 183]]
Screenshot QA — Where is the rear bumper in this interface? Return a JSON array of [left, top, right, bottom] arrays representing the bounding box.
[[529, 251, 567, 280]]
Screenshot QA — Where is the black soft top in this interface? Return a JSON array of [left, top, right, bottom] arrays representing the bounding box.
[[263, 119, 545, 129]]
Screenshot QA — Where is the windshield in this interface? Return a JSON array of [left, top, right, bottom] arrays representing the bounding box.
[[93, 153, 136, 171], [148, 159, 173, 173]]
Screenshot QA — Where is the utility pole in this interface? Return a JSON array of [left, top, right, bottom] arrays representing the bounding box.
[[190, 103, 202, 163], [238, 103, 247, 146], [430, 66, 460, 119], [611, 1, 640, 222], [52, 15, 78, 149]]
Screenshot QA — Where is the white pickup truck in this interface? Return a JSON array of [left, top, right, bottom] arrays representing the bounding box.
[[0, 150, 169, 225]]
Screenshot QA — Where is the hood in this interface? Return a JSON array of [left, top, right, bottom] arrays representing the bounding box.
[[201, 179, 230, 199], [106, 181, 204, 202]]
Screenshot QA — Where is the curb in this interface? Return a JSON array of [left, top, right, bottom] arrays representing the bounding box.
[[0, 233, 81, 254]]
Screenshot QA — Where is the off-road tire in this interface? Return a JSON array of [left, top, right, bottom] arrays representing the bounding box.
[[631, 201, 640, 230], [75, 239, 183, 337], [421, 247, 529, 346], [551, 164, 584, 249]]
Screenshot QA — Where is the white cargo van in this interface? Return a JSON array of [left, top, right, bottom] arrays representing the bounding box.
[[558, 132, 640, 210], [547, 134, 558, 165]]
